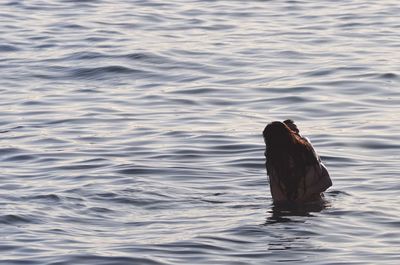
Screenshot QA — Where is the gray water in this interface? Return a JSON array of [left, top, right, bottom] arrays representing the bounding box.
[[1, 0, 399, 264]]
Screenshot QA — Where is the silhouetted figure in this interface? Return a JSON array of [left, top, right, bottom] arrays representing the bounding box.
[[263, 121, 332, 205]]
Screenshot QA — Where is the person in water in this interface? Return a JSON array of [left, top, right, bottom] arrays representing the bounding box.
[[263, 121, 332, 204]]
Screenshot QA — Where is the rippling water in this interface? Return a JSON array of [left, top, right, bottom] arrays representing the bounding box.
[[1, 0, 399, 264]]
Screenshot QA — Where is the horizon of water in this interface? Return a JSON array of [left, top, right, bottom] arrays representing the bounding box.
[[1, 1, 399, 264]]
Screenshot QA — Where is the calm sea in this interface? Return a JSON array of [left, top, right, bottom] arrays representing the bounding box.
[[1, 0, 399, 264]]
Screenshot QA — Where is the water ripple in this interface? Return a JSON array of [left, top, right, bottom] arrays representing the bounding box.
[[1, 0, 400, 264]]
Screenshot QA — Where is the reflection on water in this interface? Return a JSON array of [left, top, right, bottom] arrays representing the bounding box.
[[262, 201, 331, 263], [265, 199, 330, 225]]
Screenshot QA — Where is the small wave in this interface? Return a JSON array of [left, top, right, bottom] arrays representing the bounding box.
[[169, 87, 216, 95], [357, 140, 400, 150], [85, 36, 109, 43], [0, 214, 35, 225], [3, 154, 36, 162], [55, 254, 168, 265], [117, 167, 165, 175], [259, 95, 310, 104], [57, 163, 108, 171], [109, 196, 166, 206], [23, 194, 62, 203], [198, 235, 251, 245], [326, 190, 351, 197], [323, 155, 358, 165], [156, 240, 230, 253], [64, 51, 110, 61], [125, 52, 150, 60], [63, 50, 152, 61], [305, 68, 334, 77], [379, 73, 398, 79], [0, 44, 19, 52], [30, 137, 69, 146], [0, 147, 25, 155], [88, 207, 114, 213], [170, 98, 200, 106], [276, 50, 310, 58], [2, 125, 24, 132], [200, 198, 226, 204], [91, 192, 170, 208], [69, 66, 146, 79]]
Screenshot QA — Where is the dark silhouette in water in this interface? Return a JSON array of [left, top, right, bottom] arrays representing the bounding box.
[[263, 121, 332, 205]]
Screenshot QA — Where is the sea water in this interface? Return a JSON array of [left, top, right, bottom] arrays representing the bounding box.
[[1, 1, 399, 264]]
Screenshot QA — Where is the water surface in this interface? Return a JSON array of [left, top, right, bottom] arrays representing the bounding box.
[[1, 0, 399, 264]]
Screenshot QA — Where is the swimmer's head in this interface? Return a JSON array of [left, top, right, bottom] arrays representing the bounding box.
[[263, 121, 295, 148]]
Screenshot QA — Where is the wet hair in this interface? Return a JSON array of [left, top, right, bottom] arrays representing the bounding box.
[[263, 121, 318, 201], [283, 119, 299, 134], [283, 119, 294, 124]]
